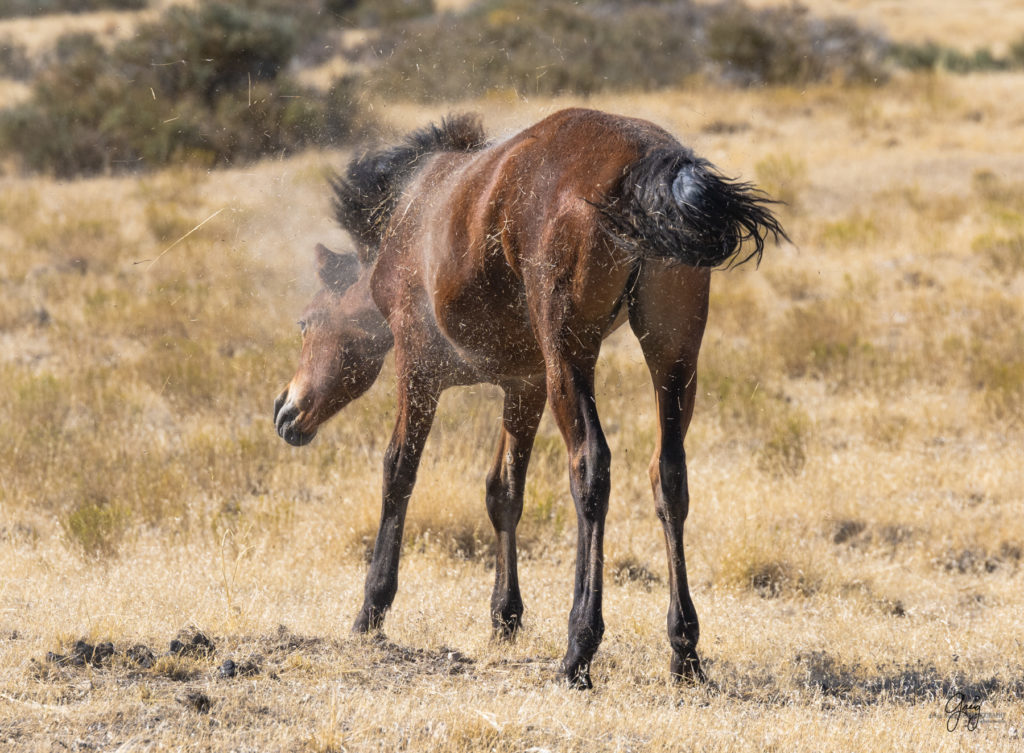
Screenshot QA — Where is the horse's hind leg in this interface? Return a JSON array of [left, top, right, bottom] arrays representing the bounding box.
[[353, 372, 440, 634], [628, 262, 711, 683], [544, 357, 610, 689], [485, 380, 546, 638]]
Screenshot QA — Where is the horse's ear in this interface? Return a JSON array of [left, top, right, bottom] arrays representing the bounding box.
[[316, 243, 361, 293]]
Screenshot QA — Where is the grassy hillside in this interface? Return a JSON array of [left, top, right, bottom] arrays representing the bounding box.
[[1, 2, 1023, 751]]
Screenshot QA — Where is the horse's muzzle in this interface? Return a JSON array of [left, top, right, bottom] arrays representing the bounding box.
[[274, 389, 317, 447]]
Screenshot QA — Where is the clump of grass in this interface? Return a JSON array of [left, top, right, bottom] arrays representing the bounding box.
[[720, 547, 821, 599], [972, 169, 1024, 219], [863, 413, 911, 450], [889, 39, 1023, 73], [700, 343, 813, 475], [819, 211, 879, 249], [61, 497, 131, 559], [757, 408, 810, 476], [970, 355, 1024, 424], [0, 0, 146, 18], [140, 335, 222, 407], [770, 292, 906, 391], [150, 654, 204, 682], [973, 232, 1024, 277], [754, 153, 807, 211], [610, 554, 661, 590], [22, 198, 127, 269]]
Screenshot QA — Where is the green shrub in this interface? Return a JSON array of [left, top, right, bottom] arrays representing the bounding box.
[[706, 2, 887, 85], [890, 41, 1016, 73], [0, 37, 31, 79], [367, 0, 888, 102], [1012, 34, 1024, 67], [757, 409, 810, 476], [754, 154, 807, 210], [117, 2, 299, 102], [368, 0, 703, 101], [0, 0, 146, 18], [62, 497, 131, 559], [345, 0, 434, 27], [0, 2, 362, 176], [973, 233, 1024, 277]]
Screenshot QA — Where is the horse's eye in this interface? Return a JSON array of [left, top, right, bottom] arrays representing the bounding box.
[[298, 319, 307, 335]]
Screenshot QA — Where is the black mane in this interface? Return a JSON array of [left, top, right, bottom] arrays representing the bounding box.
[[329, 114, 487, 263]]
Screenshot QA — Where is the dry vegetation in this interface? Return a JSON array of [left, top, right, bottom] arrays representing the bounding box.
[[2, 3, 1024, 751]]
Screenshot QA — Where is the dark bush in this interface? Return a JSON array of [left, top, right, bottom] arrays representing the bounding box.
[[1012, 34, 1024, 68], [890, 40, 1018, 73], [116, 2, 299, 103], [367, 0, 704, 101], [705, 2, 887, 85], [0, 37, 32, 80], [345, 0, 434, 27], [0, 0, 146, 17], [0, 2, 363, 176], [365, 0, 888, 102]]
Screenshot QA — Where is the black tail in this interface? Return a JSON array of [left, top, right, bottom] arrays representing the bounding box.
[[598, 148, 788, 268], [329, 114, 487, 263]]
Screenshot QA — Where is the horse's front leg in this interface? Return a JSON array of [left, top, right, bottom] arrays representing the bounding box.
[[486, 379, 546, 638], [353, 374, 440, 634], [546, 360, 610, 689]]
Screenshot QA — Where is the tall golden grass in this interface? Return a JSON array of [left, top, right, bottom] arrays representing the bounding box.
[[1, 67, 1023, 750]]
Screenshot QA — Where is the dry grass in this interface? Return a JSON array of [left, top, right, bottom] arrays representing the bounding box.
[[3, 56, 1024, 753], [733, 0, 1024, 50]]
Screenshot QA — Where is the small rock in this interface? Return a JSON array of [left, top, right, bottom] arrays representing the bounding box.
[[219, 657, 260, 679]]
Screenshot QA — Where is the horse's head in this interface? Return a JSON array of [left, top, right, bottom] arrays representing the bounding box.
[[274, 244, 393, 446]]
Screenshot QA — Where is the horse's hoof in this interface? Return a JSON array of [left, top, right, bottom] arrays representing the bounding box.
[[561, 655, 594, 690], [352, 610, 384, 636], [490, 613, 523, 642], [670, 652, 707, 685]]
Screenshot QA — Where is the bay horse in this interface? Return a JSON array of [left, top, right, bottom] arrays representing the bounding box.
[[274, 108, 786, 688]]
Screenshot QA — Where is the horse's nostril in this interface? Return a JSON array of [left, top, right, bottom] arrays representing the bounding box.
[[275, 402, 297, 435]]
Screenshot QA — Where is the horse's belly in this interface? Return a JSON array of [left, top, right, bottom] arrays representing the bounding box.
[[432, 279, 543, 379]]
